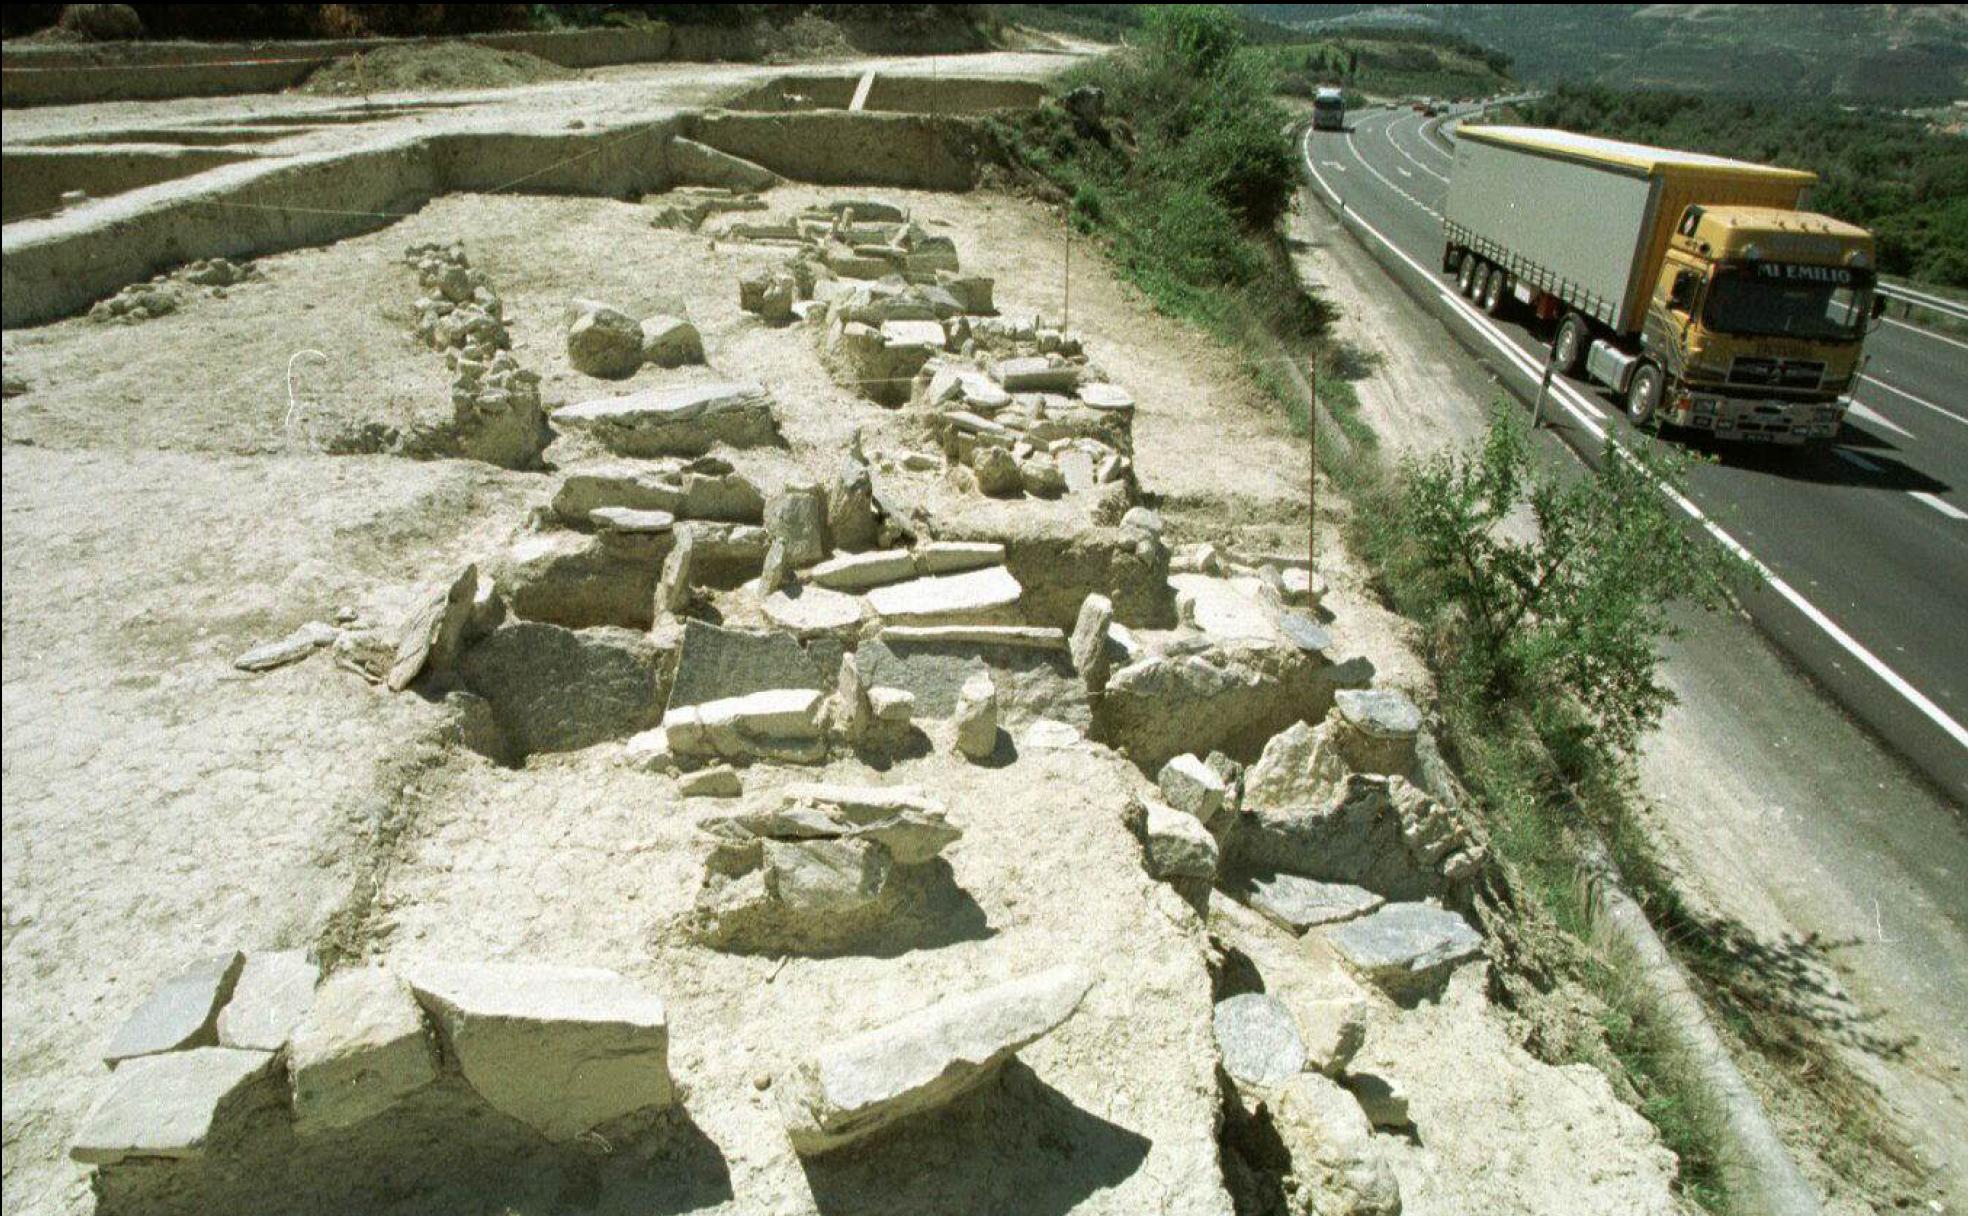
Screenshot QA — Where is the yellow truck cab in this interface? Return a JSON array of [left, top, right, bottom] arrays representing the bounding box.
[[1442, 125, 1882, 444], [1650, 206, 1874, 440]]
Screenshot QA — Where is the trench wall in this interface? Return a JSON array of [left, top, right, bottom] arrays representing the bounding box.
[[1, 145, 256, 222]]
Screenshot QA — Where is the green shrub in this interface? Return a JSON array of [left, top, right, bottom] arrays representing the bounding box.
[[1382, 405, 1749, 757]]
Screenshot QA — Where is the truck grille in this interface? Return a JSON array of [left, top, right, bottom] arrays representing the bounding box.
[[1728, 357, 1824, 391]]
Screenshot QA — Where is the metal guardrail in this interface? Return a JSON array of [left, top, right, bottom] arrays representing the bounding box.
[[1877, 282, 1968, 324]]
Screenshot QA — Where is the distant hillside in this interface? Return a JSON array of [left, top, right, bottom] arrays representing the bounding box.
[[1250, 4, 1968, 101]]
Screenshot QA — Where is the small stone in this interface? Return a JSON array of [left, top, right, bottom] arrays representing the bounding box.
[[288, 967, 438, 1135], [103, 952, 244, 1067], [217, 950, 318, 1052], [1158, 753, 1227, 829], [681, 765, 743, 798], [1215, 993, 1308, 1088], [567, 305, 646, 379], [234, 622, 338, 673], [1137, 800, 1219, 884], [1275, 1072, 1402, 1216], [953, 671, 998, 761], [1120, 506, 1163, 536], [971, 445, 1023, 498], [868, 686, 915, 723], [640, 315, 704, 367]]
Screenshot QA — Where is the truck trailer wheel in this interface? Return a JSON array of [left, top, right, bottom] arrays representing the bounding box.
[[1481, 268, 1507, 315], [1626, 363, 1663, 428], [1552, 314, 1589, 376]]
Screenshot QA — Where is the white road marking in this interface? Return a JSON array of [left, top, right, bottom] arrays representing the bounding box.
[[1343, 123, 1442, 221], [1383, 112, 1451, 182], [1303, 129, 1968, 752], [1883, 315, 1968, 354], [1835, 448, 1881, 473], [1846, 400, 1915, 439], [1912, 492, 1968, 522], [1861, 374, 1968, 428]]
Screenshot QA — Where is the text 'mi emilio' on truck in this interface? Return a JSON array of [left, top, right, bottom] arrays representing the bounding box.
[[1312, 86, 1346, 132], [1442, 125, 1883, 444]]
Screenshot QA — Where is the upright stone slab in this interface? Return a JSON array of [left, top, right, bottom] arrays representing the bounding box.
[[103, 952, 244, 1066], [777, 965, 1094, 1155], [656, 524, 697, 616], [288, 967, 439, 1135], [665, 619, 843, 711], [865, 566, 1023, 625], [406, 962, 674, 1142], [71, 1048, 275, 1165], [388, 565, 478, 692], [1069, 593, 1115, 692], [217, 950, 318, 1052], [766, 480, 828, 568]]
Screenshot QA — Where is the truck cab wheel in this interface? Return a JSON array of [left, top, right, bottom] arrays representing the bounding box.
[[1626, 363, 1664, 428], [1481, 268, 1507, 315], [1552, 315, 1588, 376]]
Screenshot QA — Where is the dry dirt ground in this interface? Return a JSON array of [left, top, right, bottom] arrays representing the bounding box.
[[1292, 182, 1968, 1213], [7, 179, 1681, 1214]]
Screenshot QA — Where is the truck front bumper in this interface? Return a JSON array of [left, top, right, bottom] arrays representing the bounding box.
[[1669, 393, 1844, 445]]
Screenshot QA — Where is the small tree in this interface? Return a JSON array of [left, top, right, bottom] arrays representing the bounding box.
[[1389, 406, 1750, 756]]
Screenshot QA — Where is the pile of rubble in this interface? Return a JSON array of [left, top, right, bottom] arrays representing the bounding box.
[[87, 257, 258, 324], [399, 242, 550, 468]]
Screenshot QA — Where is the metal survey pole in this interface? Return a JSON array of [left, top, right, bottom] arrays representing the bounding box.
[[1531, 343, 1555, 428], [1308, 368, 1318, 570], [1063, 228, 1071, 331]]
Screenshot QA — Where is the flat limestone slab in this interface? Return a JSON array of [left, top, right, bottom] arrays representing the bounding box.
[[1248, 874, 1385, 933], [406, 962, 673, 1142], [71, 1047, 274, 1165], [809, 549, 920, 591], [762, 584, 867, 638], [777, 964, 1094, 1155], [103, 951, 243, 1066], [1171, 574, 1279, 642], [865, 566, 1022, 626], [877, 625, 1067, 650], [554, 383, 777, 456], [1323, 902, 1483, 1000], [217, 950, 318, 1052]]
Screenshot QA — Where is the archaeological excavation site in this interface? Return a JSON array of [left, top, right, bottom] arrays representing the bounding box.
[[3, 23, 1696, 1216]]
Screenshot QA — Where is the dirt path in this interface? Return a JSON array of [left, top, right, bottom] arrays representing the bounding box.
[[1292, 184, 1967, 1211]]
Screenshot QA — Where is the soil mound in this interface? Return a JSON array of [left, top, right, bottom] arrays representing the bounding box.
[[298, 43, 576, 97]]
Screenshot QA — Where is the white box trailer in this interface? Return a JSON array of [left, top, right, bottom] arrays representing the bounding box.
[[1444, 126, 1813, 335]]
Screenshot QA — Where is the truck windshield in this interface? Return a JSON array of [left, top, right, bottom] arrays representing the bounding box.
[[1703, 266, 1870, 342]]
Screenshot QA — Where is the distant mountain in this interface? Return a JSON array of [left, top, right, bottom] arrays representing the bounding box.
[[1248, 4, 1968, 101]]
